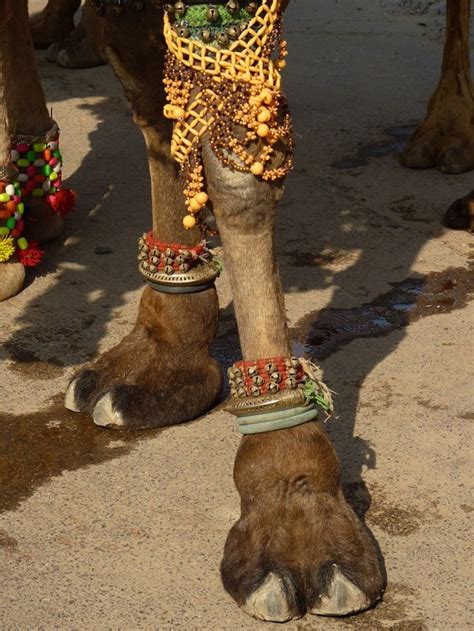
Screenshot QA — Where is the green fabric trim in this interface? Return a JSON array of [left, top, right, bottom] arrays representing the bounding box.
[[179, 5, 251, 27], [237, 406, 318, 435]]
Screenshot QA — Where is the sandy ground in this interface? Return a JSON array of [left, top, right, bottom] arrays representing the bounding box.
[[1, 1, 473, 629]]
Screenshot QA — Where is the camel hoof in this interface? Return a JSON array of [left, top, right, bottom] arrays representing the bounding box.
[[92, 392, 126, 429], [310, 566, 371, 617], [0, 263, 25, 302], [242, 573, 297, 622]]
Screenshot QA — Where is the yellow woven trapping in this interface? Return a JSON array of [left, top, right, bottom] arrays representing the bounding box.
[[163, 0, 293, 230]]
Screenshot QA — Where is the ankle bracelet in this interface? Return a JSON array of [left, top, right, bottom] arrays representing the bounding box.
[[138, 231, 220, 292], [225, 357, 334, 434], [0, 121, 75, 267]]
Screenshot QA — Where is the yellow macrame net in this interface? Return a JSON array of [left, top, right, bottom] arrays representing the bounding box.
[[162, 0, 293, 230]]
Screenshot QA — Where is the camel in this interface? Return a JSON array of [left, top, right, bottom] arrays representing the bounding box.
[[0, 0, 472, 623]]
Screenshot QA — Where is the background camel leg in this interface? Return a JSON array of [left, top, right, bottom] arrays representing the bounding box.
[[0, 0, 64, 302], [65, 9, 222, 429], [30, 0, 80, 48], [401, 0, 473, 173], [202, 145, 385, 622]]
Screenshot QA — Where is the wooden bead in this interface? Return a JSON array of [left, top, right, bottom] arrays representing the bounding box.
[[195, 192, 208, 205], [183, 215, 197, 229], [250, 162, 264, 176], [257, 108, 271, 123], [189, 198, 201, 213]]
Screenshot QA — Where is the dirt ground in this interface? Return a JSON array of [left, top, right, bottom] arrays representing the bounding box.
[[1, 1, 473, 629]]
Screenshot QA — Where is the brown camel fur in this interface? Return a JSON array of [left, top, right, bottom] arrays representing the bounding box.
[[2, 0, 470, 623]]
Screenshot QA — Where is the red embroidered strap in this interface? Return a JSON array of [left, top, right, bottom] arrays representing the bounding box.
[[140, 231, 210, 273]]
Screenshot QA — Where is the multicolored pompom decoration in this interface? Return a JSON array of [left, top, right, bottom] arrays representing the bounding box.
[[0, 123, 75, 267]]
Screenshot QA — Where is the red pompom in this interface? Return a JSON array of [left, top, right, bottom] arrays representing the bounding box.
[[47, 188, 76, 216], [18, 241, 44, 268]]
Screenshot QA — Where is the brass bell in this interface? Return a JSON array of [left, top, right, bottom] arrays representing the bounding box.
[[151, 256, 159, 264], [268, 382, 279, 394], [142, 261, 150, 270], [285, 378, 298, 390], [201, 28, 213, 43], [237, 387, 247, 398], [252, 375, 264, 386], [246, 1, 258, 14], [164, 248, 175, 258], [163, 3, 174, 12], [179, 263, 190, 273], [165, 257, 174, 266], [149, 265, 157, 273], [165, 265, 174, 275], [251, 385, 261, 397], [270, 372, 282, 383], [217, 31, 229, 46], [248, 366, 258, 376], [239, 21, 248, 33], [227, 25, 239, 39], [290, 357, 300, 368], [180, 249, 191, 258], [226, 0, 239, 13], [178, 25, 190, 38], [175, 254, 186, 264], [174, 1, 186, 15], [288, 367, 298, 377], [235, 378, 244, 388], [138, 253, 147, 261], [265, 363, 276, 374], [230, 388, 238, 398], [151, 248, 160, 257], [207, 5, 219, 21]]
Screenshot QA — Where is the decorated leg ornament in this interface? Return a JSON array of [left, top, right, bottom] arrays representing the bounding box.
[[162, 0, 293, 230], [225, 357, 334, 434], [138, 231, 221, 293], [0, 122, 75, 267]]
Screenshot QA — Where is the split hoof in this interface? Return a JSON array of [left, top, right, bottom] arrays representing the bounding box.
[[0, 263, 25, 302], [242, 573, 297, 623], [309, 566, 371, 617]]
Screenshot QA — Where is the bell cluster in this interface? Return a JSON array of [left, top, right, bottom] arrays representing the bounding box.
[[138, 235, 194, 275], [228, 358, 307, 399], [167, 1, 260, 46]]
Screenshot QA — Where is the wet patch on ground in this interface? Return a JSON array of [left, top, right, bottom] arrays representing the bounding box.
[[292, 266, 473, 360], [284, 247, 357, 269], [332, 126, 416, 169], [297, 582, 425, 630], [0, 529, 19, 550], [343, 482, 428, 536], [0, 396, 159, 513], [4, 342, 64, 380]]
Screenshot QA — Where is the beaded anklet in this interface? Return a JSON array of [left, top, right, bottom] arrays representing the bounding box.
[[225, 357, 334, 434], [0, 122, 75, 267], [138, 231, 220, 292]]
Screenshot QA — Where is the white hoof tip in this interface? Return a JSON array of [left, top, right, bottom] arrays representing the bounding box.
[[242, 573, 295, 623], [64, 379, 81, 413], [310, 567, 370, 617], [92, 394, 126, 429]]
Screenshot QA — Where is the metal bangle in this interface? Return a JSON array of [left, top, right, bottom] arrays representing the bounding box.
[[225, 388, 307, 417]]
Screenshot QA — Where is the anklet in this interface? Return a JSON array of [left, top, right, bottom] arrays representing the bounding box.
[[0, 122, 75, 267], [138, 231, 220, 292], [225, 357, 334, 434]]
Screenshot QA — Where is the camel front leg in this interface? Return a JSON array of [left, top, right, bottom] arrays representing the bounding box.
[[64, 7, 222, 429], [203, 147, 384, 622], [0, 0, 68, 302], [401, 0, 474, 173]]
